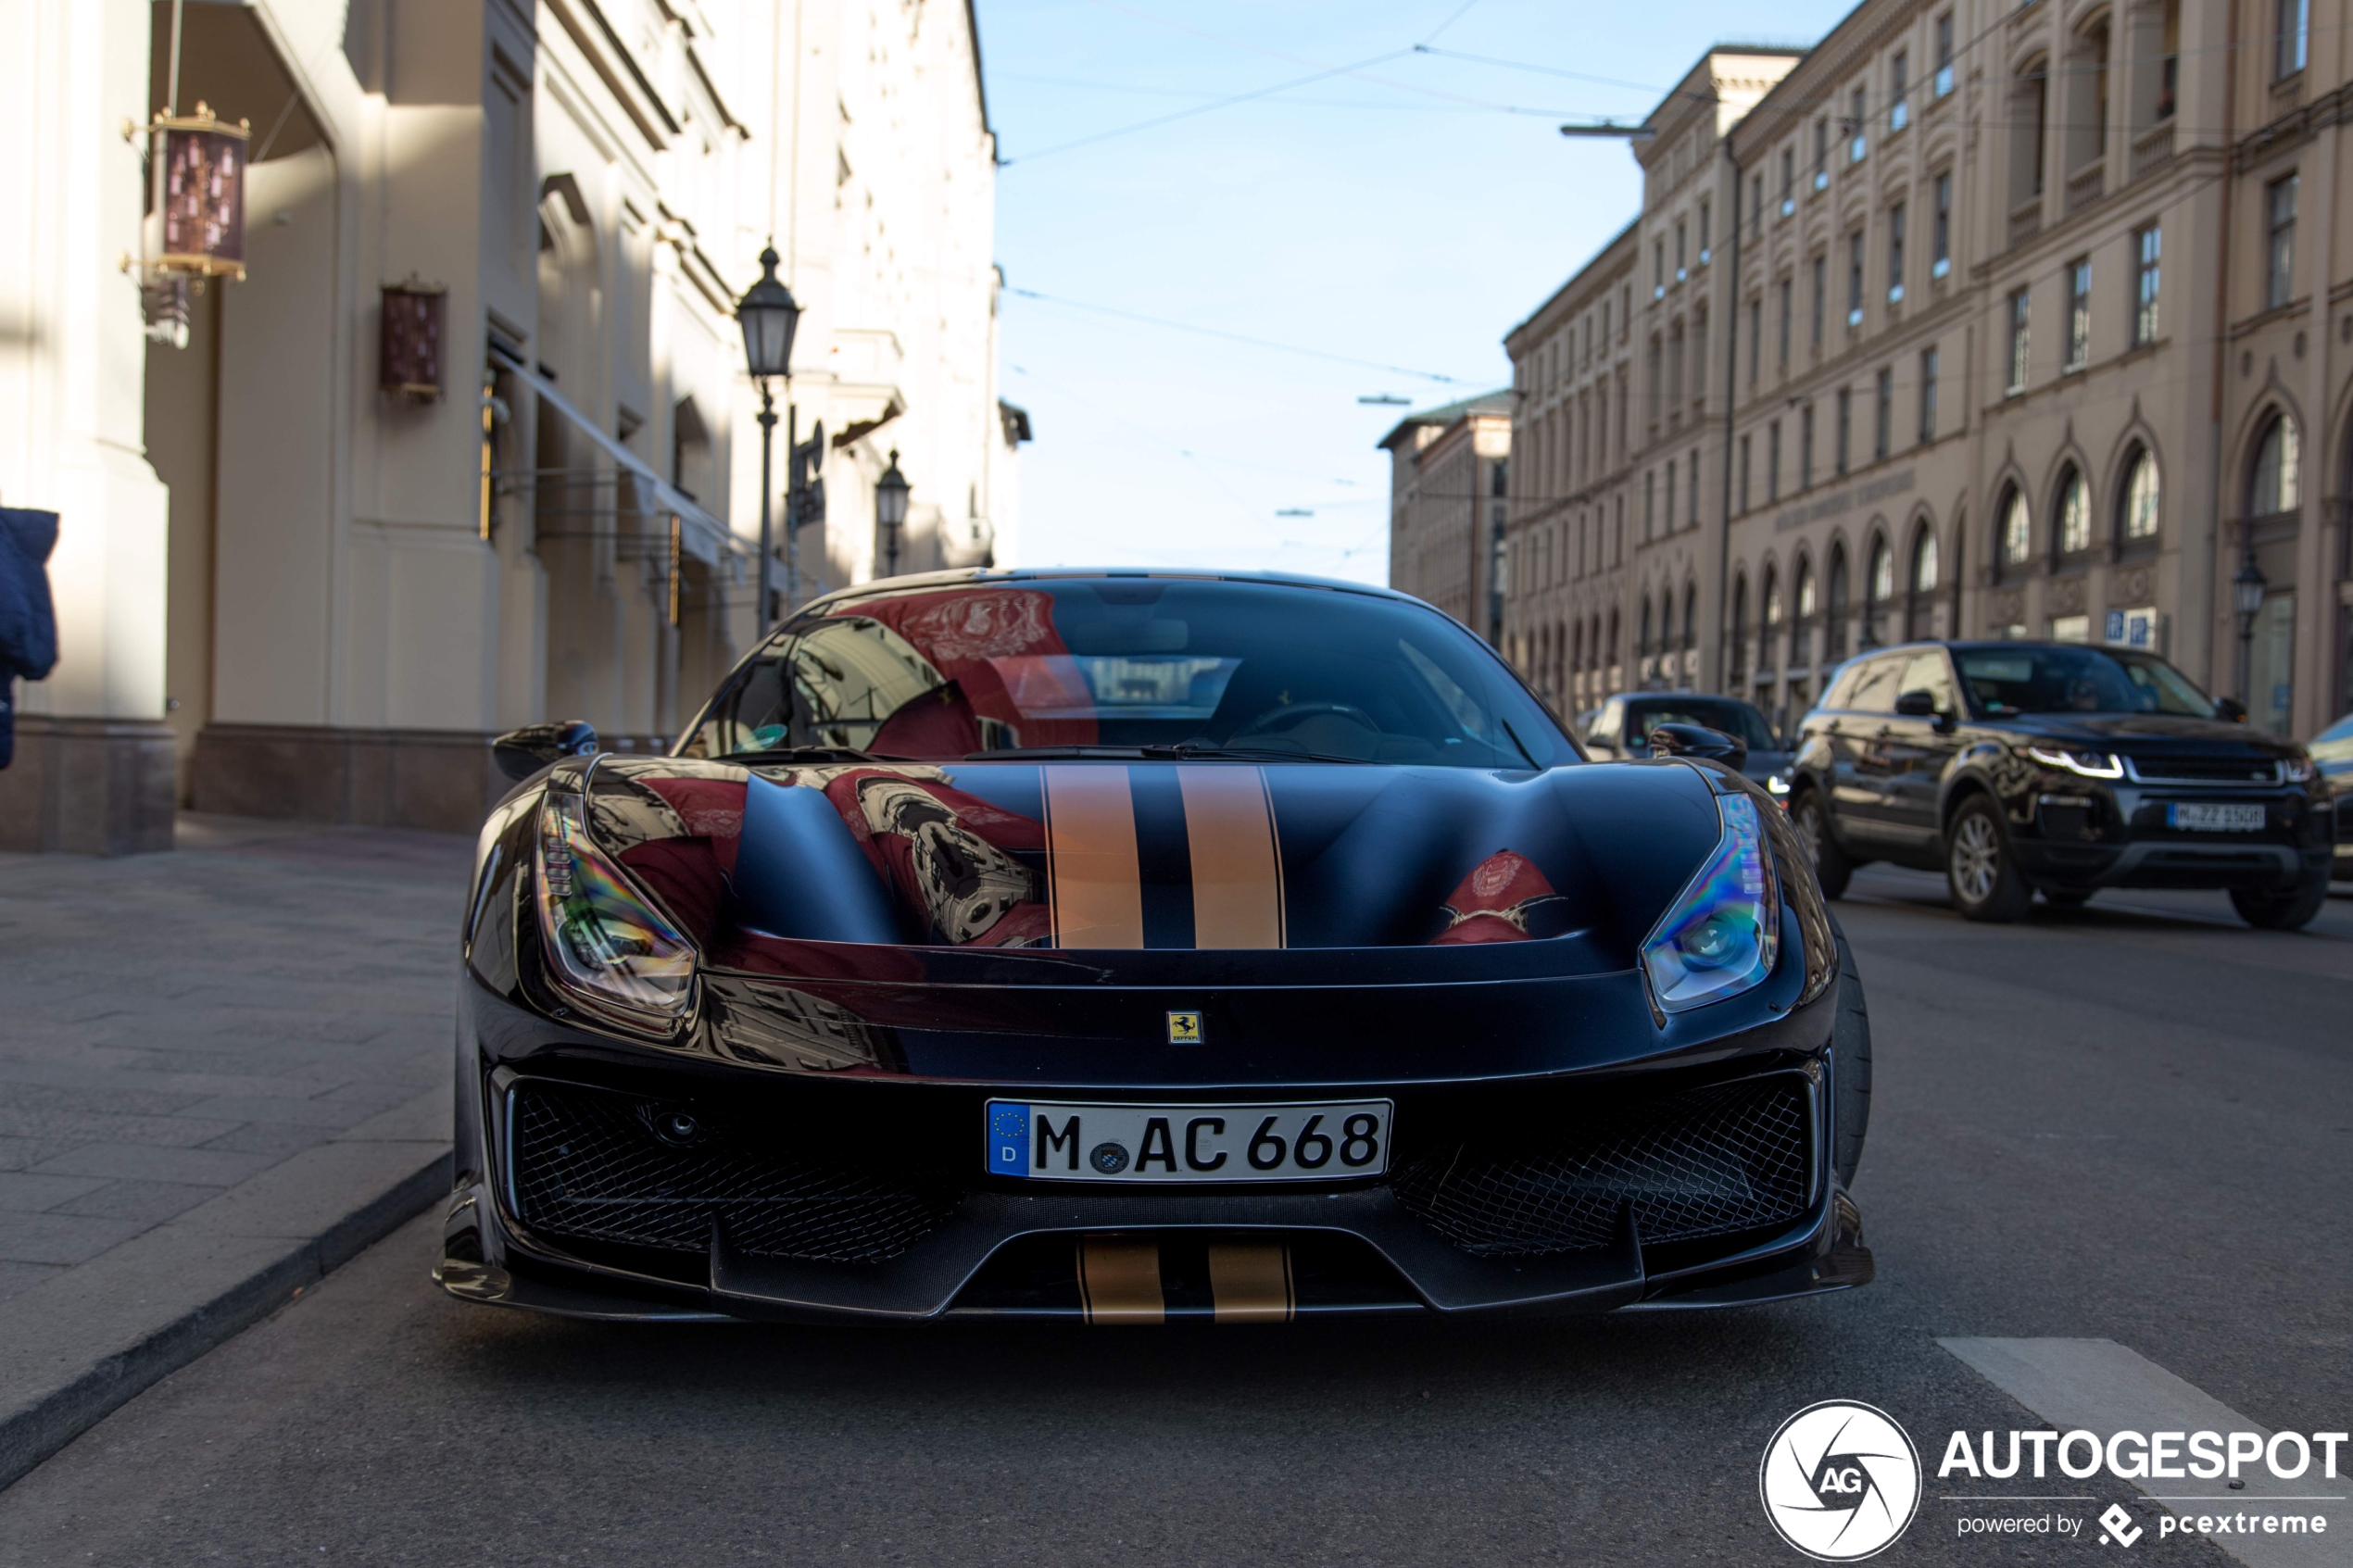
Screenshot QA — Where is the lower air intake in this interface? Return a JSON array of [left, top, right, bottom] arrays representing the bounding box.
[[1390, 1074, 1812, 1257], [509, 1079, 958, 1264]]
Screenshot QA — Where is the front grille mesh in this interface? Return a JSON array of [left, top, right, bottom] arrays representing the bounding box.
[[2130, 756, 2280, 784], [510, 1079, 959, 1264], [1390, 1076, 1812, 1258]]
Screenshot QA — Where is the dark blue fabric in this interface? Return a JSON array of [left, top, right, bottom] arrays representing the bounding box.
[[0, 507, 60, 771]]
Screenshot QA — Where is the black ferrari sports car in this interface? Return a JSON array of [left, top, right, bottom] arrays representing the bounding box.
[[439, 571, 1872, 1324]]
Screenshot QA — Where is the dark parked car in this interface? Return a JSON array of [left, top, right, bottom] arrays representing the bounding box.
[[442, 571, 1870, 1325], [1581, 693, 1791, 785], [2313, 710, 2353, 882], [1784, 640, 2330, 927]]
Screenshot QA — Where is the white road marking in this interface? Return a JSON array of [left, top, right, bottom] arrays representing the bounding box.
[[1940, 1337, 2344, 1568]]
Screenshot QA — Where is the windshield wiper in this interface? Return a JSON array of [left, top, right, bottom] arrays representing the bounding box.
[[1137, 742, 1373, 765], [722, 745, 899, 764]]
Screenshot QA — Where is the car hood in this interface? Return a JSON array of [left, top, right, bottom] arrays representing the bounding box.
[[1988, 713, 2301, 752], [573, 755, 1728, 968]]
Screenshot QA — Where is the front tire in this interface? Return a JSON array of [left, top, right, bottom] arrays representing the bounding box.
[[1793, 789, 1854, 900], [1945, 796, 2032, 922], [1831, 921, 1871, 1189], [2230, 870, 2330, 930]]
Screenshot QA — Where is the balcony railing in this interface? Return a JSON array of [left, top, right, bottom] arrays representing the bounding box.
[[2007, 194, 2044, 249], [2066, 159, 2104, 214], [2131, 122, 2175, 182]]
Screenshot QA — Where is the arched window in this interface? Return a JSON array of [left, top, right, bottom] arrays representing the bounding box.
[[2120, 445, 2161, 540], [1792, 558, 1817, 668], [1760, 564, 1782, 671], [2056, 465, 2091, 555], [1639, 596, 1654, 656], [1906, 523, 1941, 641], [1869, 535, 1895, 602], [1607, 608, 1620, 669], [1826, 545, 1851, 661], [2249, 412, 2300, 515], [1682, 582, 1697, 652], [1730, 572, 1751, 684], [1999, 484, 2032, 566], [1911, 526, 1939, 593]]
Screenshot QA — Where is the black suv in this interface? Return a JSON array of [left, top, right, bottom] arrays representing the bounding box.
[[1785, 640, 2331, 927]]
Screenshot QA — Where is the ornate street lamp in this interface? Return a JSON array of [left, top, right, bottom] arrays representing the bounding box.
[[735, 246, 800, 627], [875, 450, 911, 578], [2233, 546, 2268, 709]]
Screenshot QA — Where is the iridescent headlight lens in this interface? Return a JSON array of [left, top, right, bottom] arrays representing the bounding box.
[[1642, 792, 1782, 1014], [535, 791, 695, 1024]]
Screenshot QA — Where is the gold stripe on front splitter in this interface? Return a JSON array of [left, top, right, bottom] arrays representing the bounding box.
[[1207, 1240, 1294, 1323], [1076, 1236, 1164, 1324]]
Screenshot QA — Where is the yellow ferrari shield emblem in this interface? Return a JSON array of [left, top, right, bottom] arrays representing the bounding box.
[[1166, 1010, 1203, 1045]]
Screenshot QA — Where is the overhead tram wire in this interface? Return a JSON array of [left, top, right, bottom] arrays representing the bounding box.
[[1001, 286, 1482, 385], [1000, 46, 1418, 165]]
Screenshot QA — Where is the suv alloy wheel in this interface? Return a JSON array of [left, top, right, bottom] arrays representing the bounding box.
[[1792, 790, 1854, 899], [1944, 795, 2032, 922]]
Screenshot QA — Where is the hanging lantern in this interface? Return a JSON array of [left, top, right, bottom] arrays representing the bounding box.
[[380, 280, 448, 400], [151, 103, 248, 281]]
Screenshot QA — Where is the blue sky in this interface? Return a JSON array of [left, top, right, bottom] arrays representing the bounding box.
[[976, 0, 1856, 583]]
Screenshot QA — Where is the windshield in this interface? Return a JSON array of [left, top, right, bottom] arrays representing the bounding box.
[[1955, 645, 2218, 719], [680, 578, 1573, 768], [1625, 698, 1779, 752]]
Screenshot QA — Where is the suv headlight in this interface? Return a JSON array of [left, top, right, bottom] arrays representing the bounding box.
[[2026, 746, 2122, 779], [535, 790, 696, 1027], [1642, 792, 1780, 1014], [2284, 754, 2317, 783]]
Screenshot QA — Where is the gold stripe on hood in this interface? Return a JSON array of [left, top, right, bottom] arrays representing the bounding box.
[[1178, 766, 1285, 948], [1041, 765, 1144, 948]]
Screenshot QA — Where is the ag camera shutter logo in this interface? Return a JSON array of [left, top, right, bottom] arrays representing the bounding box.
[[1759, 1400, 1922, 1561]]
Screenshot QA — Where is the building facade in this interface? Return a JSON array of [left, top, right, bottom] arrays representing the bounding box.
[[1478, 1, 2353, 746], [1381, 390, 1513, 640], [1, 0, 1022, 851]]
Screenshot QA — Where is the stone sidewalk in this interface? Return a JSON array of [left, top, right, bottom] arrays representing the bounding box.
[[0, 814, 469, 1486]]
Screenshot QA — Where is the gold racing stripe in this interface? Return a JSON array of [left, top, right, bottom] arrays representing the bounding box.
[[1041, 765, 1145, 948], [1076, 1236, 1164, 1324], [1207, 1241, 1294, 1323], [1176, 766, 1286, 948]]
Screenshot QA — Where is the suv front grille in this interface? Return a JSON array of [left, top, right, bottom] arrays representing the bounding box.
[[1390, 1075, 1812, 1258], [508, 1079, 960, 1264], [2125, 755, 2282, 785]]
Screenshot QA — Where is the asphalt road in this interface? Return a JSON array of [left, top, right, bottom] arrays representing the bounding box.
[[3, 872, 2348, 1567]]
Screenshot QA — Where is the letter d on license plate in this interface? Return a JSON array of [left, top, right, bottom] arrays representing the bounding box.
[[985, 1099, 1393, 1182]]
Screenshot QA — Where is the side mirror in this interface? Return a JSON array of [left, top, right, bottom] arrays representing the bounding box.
[[492, 719, 598, 782], [2215, 696, 2248, 723], [1894, 689, 1937, 718], [1647, 721, 1748, 771]]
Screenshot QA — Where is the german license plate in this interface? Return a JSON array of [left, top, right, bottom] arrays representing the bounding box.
[[985, 1099, 1392, 1182], [2168, 802, 2266, 832]]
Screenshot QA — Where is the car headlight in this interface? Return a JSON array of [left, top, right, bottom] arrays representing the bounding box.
[[2284, 754, 2317, 783], [535, 789, 696, 1026], [1642, 792, 1781, 1014], [2025, 746, 2122, 779]]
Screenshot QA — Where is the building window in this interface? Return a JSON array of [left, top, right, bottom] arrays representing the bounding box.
[[1874, 367, 1893, 460], [1675, 220, 1687, 279], [2267, 174, 2298, 308], [1935, 13, 1955, 95], [1888, 202, 1906, 301], [1655, 241, 1666, 299], [1698, 198, 1711, 262], [1689, 448, 1701, 526], [1919, 346, 1938, 444], [1739, 433, 1753, 511], [1931, 173, 1952, 278], [2000, 486, 2032, 567], [1645, 468, 1657, 537], [1846, 232, 1865, 326], [2120, 445, 2160, 540], [2065, 257, 2091, 370], [1912, 529, 1939, 594], [1751, 173, 1764, 238], [1849, 87, 1869, 161], [2250, 413, 2300, 515], [1768, 420, 1782, 502], [2158, 3, 2179, 119], [1815, 119, 1829, 187], [1780, 148, 1795, 215], [1778, 277, 1793, 368], [1748, 297, 1762, 383], [1891, 51, 1910, 131], [1811, 256, 1827, 347], [2056, 466, 2090, 555], [2277, 0, 2309, 79], [2133, 225, 2160, 345], [2007, 288, 2031, 394], [1835, 387, 1852, 475], [1800, 403, 1816, 489]]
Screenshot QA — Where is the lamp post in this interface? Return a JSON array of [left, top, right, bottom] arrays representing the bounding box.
[[2233, 545, 2268, 709], [875, 448, 910, 578], [735, 245, 800, 629]]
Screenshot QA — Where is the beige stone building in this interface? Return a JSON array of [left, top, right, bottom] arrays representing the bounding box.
[[2, 0, 1022, 851], [1486, 1, 2353, 746], [1380, 390, 1512, 640]]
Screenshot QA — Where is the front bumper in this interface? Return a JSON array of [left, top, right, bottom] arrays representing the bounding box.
[[437, 979, 1871, 1324], [2009, 783, 2330, 892]]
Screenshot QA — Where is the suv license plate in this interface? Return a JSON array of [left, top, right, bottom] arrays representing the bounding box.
[[985, 1099, 1392, 1182], [2169, 802, 2266, 832]]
